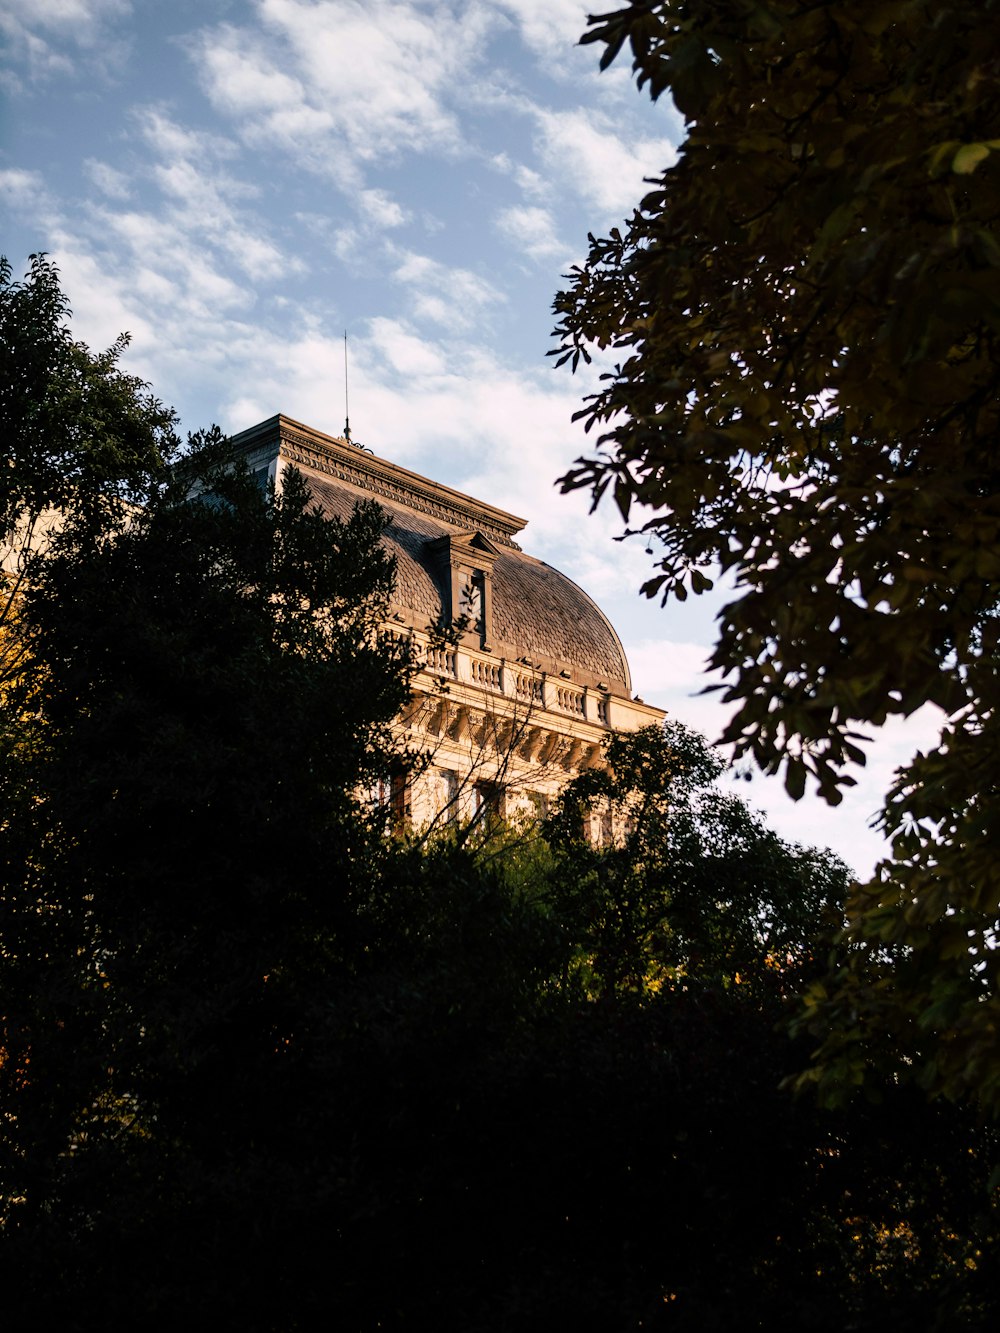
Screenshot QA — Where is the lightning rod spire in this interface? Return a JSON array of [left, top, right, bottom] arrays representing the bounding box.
[[343, 329, 352, 444]]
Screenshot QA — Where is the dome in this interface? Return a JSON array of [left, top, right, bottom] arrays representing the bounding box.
[[229, 415, 633, 697], [302, 472, 632, 696]]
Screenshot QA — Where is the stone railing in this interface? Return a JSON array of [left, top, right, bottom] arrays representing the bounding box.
[[555, 685, 586, 717], [514, 671, 543, 705], [424, 644, 457, 677], [469, 657, 502, 691]]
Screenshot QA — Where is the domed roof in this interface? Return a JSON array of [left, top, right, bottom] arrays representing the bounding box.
[[303, 473, 632, 694], [229, 415, 632, 695]]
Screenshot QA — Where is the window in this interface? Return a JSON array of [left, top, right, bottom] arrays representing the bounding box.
[[371, 769, 409, 833], [472, 780, 503, 830], [427, 766, 459, 825], [582, 800, 613, 848]]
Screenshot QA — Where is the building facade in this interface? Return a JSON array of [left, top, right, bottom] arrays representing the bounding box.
[[230, 415, 665, 831]]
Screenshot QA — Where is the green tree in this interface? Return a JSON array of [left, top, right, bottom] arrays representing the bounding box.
[[551, 1, 1000, 1107], [543, 721, 848, 999], [326, 728, 998, 1332], [0, 251, 177, 594], [4, 255, 996, 1330], [0, 264, 416, 1320], [1, 252, 178, 706], [0, 446, 416, 1322]]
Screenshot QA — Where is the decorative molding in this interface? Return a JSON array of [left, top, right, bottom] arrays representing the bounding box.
[[258, 418, 524, 548], [425, 531, 499, 646], [228, 415, 652, 704]]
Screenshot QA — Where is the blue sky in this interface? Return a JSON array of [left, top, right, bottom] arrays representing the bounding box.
[[0, 0, 940, 873]]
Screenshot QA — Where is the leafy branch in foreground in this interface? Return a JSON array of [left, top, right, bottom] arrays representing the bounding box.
[[553, 0, 1000, 1109], [543, 721, 850, 1000]]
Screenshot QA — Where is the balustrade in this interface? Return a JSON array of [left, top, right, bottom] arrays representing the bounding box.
[[425, 644, 457, 677], [555, 685, 585, 716], [470, 657, 502, 690]]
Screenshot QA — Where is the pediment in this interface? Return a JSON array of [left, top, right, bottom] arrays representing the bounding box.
[[426, 529, 501, 569]]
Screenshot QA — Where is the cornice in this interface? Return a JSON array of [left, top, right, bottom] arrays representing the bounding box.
[[231, 414, 525, 549]]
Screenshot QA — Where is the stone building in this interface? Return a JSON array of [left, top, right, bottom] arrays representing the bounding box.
[[230, 415, 664, 832]]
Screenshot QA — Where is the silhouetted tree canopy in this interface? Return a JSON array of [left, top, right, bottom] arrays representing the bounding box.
[[552, 0, 1000, 1110], [542, 722, 850, 1003], [2, 253, 998, 1330], [0, 253, 178, 548]]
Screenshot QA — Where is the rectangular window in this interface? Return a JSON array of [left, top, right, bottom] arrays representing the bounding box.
[[372, 769, 409, 833], [440, 768, 459, 824], [527, 790, 550, 820], [582, 801, 613, 847], [472, 780, 503, 830]]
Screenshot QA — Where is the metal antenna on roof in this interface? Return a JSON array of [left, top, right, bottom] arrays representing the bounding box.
[[343, 330, 352, 444]]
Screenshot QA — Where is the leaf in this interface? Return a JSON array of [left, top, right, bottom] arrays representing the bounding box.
[[784, 758, 806, 801], [550, 0, 1000, 1109], [952, 142, 991, 174]]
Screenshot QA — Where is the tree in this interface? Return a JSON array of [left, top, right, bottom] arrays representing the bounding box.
[[0, 446, 418, 1322], [0, 264, 416, 1321], [5, 258, 997, 1329], [0, 252, 178, 595], [551, 1, 1000, 1107], [332, 725, 999, 1332], [543, 721, 849, 999], [0, 252, 179, 712]]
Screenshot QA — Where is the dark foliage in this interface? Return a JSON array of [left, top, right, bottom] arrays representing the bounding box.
[[0, 252, 177, 544], [0, 441, 414, 1325], [550, 0, 1000, 1107], [2, 252, 997, 1330]]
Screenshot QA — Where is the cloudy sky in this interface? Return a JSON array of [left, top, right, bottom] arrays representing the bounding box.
[[0, 0, 940, 874]]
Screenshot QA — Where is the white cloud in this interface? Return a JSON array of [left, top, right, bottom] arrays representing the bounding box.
[[493, 0, 689, 117], [495, 204, 565, 262], [493, 0, 590, 61], [83, 158, 132, 200], [332, 225, 363, 262], [724, 707, 947, 877], [0, 167, 51, 211], [533, 105, 677, 217], [627, 645, 950, 878], [209, 318, 590, 502], [0, 112, 294, 402], [512, 162, 547, 199], [43, 230, 294, 434], [9, 117, 290, 389], [0, 0, 130, 83], [390, 248, 503, 330], [0, 24, 70, 83], [2, 0, 129, 31], [45, 240, 159, 357], [367, 316, 448, 378], [488, 153, 552, 211], [359, 188, 410, 230], [189, 0, 498, 194], [137, 109, 239, 168], [191, 33, 315, 123], [596, 630, 949, 878], [626, 639, 715, 700], [128, 108, 289, 284], [98, 208, 254, 313]]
